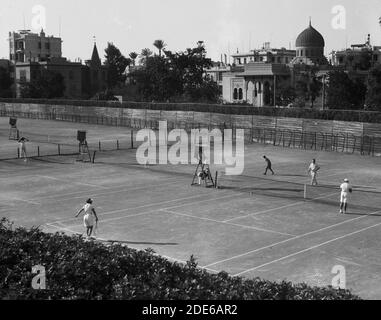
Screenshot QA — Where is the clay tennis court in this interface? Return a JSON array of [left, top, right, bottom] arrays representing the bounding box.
[[1, 117, 381, 299]]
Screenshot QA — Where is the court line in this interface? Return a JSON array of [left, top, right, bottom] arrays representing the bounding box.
[[45, 190, 234, 226], [233, 218, 381, 277], [224, 191, 338, 222], [35, 175, 110, 190], [27, 177, 181, 202], [161, 208, 295, 237], [45, 176, 281, 226], [44, 223, 220, 274], [203, 209, 381, 268]]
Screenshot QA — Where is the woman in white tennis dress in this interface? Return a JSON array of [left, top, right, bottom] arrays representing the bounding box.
[[75, 198, 99, 237]]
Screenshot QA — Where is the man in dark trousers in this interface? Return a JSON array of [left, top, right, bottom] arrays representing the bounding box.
[[263, 155, 274, 175]]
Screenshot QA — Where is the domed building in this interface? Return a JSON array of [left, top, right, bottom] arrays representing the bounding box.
[[292, 21, 328, 66]]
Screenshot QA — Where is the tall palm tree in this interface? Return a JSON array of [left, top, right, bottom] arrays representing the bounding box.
[[153, 39, 166, 57], [129, 52, 138, 66], [140, 48, 153, 65]]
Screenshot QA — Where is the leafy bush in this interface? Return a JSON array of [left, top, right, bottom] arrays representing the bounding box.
[[0, 218, 360, 300]]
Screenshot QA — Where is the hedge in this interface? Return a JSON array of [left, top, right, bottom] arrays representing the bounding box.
[[1, 98, 381, 123], [0, 218, 360, 300]]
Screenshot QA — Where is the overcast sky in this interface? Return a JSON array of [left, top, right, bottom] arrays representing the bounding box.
[[0, 0, 380, 62]]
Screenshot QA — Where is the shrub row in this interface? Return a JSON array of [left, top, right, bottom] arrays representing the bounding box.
[[0, 218, 360, 300], [1, 98, 381, 123]]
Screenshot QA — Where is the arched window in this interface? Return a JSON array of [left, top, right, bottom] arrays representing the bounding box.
[[233, 88, 238, 100], [238, 88, 243, 100]]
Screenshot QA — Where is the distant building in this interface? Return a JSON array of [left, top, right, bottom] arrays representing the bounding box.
[[329, 34, 381, 70], [15, 57, 83, 98], [9, 28, 108, 99], [291, 21, 328, 66], [9, 29, 62, 64], [81, 43, 108, 97], [222, 21, 329, 106], [232, 43, 296, 66]]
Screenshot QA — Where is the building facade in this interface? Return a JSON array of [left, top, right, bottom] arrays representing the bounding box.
[[9, 29, 62, 64], [222, 22, 329, 106]]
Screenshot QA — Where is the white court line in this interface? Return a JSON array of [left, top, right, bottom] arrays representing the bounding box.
[[0, 197, 40, 205], [45, 222, 220, 274], [27, 177, 180, 202], [224, 191, 337, 222], [233, 218, 381, 277], [35, 175, 111, 189], [203, 209, 381, 269], [45, 190, 233, 226], [161, 209, 295, 237]]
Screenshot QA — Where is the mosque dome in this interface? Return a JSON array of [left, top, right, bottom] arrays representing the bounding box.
[[295, 22, 325, 48]]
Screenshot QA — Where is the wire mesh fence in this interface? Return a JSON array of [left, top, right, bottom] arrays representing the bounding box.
[[1, 110, 380, 162]]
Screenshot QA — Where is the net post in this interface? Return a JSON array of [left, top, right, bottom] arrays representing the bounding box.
[[215, 171, 218, 189], [37, 146, 40, 157], [304, 184, 307, 200], [98, 141, 101, 151], [17, 147, 20, 158], [92, 151, 96, 163], [131, 130, 134, 149]]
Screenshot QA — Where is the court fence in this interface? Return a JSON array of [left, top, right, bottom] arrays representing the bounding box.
[[1, 109, 380, 158]]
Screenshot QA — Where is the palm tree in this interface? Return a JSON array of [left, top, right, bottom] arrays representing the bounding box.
[[129, 52, 138, 66], [153, 39, 166, 57], [139, 48, 153, 65]]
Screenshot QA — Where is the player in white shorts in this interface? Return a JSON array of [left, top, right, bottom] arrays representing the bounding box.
[[75, 198, 99, 237], [340, 178, 352, 214], [307, 159, 320, 186]]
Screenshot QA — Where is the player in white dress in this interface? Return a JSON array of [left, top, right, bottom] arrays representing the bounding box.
[[75, 198, 99, 237], [307, 159, 320, 186], [18, 137, 29, 162], [340, 178, 352, 214]]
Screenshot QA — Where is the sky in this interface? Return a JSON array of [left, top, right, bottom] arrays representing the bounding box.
[[0, 0, 380, 63]]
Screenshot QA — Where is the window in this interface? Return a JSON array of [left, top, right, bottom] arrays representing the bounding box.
[[277, 57, 281, 63], [260, 56, 263, 62], [237, 58, 241, 64], [19, 70, 27, 82], [244, 58, 247, 64], [233, 88, 238, 100], [38, 42, 42, 49], [238, 88, 243, 100], [45, 42, 50, 50], [285, 57, 289, 63]]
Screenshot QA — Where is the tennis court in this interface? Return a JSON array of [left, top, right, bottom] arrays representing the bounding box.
[[1, 117, 381, 299]]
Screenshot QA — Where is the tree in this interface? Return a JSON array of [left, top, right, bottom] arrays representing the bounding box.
[[153, 40, 166, 57], [326, 70, 366, 109], [20, 69, 65, 98], [294, 67, 322, 108], [0, 67, 13, 98], [139, 48, 153, 65], [104, 43, 130, 89], [131, 42, 220, 103], [365, 64, 381, 111], [129, 52, 138, 66]]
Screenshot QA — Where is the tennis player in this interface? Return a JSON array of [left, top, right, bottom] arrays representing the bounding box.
[[340, 178, 352, 214], [18, 137, 29, 162], [75, 198, 99, 237], [263, 156, 274, 175], [307, 159, 320, 186]]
